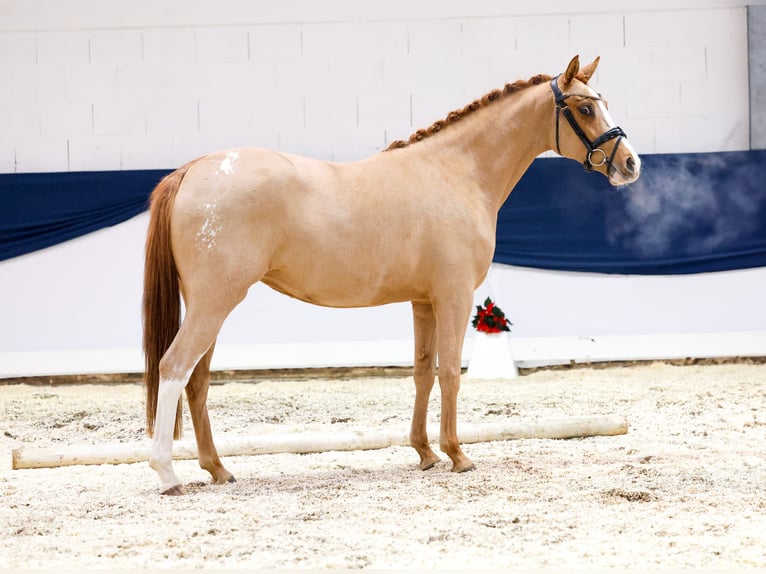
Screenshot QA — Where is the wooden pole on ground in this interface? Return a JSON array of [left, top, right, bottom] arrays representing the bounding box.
[[11, 415, 628, 470]]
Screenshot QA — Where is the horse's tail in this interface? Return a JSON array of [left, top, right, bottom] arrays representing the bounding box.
[[143, 159, 197, 439]]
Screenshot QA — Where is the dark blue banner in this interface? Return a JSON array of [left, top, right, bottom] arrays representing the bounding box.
[[496, 150, 766, 274], [1, 151, 765, 274], [0, 169, 168, 262]]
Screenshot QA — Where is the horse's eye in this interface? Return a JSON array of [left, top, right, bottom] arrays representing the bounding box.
[[579, 105, 593, 116]]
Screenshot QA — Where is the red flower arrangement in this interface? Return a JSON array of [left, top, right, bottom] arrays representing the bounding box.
[[471, 297, 512, 333]]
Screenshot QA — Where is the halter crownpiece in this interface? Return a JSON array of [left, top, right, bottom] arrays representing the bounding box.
[[550, 74, 627, 174]]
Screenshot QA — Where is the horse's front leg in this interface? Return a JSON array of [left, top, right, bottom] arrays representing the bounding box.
[[185, 341, 236, 485], [434, 296, 476, 473], [410, 301, 441, 470]]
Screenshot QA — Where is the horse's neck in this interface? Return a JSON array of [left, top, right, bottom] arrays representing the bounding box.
[[404, 84, 553, 212]]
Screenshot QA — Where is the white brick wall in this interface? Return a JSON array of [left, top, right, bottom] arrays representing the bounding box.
[[142, 29, 196, 63], [89, 30, 143, 64], [121, 135, 174, 170], [0, 32, 36, 64], [14, 138, 68, 172], [302, 22, 408, 60], [0, 1, 751, 173], [68, 136, 122, 171], [145, 97, 198, 134], [249, 26, 302, 60], [36, 31, 90, 65], [195, 28, 249, 62], [39, 100, 93, 137]]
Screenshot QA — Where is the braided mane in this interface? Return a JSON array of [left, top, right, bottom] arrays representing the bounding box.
[[386, 73, 552, 151]]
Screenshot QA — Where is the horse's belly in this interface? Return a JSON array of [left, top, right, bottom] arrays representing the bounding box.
[[261, 267, 418, 308]]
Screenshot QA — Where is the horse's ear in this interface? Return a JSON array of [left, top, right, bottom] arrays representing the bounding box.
[[563, 55, 580, 86], [578, 56, 600, 84]]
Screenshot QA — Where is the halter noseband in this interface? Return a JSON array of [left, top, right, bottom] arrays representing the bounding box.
[[550, 74, 626, 174]]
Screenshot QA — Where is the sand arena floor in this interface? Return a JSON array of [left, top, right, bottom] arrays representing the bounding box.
[[1, 361, 765, 569]]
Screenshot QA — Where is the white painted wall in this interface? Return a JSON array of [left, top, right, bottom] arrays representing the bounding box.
[[1, 0, 764, 377]]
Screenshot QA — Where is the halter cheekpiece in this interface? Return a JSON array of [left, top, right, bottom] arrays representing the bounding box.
[[550, 74, 626, 174]]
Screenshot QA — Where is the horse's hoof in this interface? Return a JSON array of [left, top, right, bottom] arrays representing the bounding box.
[[419, 455, 441, 471], [161, 483, 187, 496], [451, 461, 477, 473], [210, 473, 236, 485]]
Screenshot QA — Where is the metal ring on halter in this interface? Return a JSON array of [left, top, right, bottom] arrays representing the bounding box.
[[587, 148, 608, 168]]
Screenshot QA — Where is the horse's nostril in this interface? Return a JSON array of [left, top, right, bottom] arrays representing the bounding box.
[[625, 156, 635, 175]]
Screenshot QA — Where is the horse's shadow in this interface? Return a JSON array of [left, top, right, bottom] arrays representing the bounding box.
[[179, 454, 468, 497]]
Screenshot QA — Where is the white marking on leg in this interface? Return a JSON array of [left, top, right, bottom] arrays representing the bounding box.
[[149, 349, 210, 493], [149, 376, 187, 493]]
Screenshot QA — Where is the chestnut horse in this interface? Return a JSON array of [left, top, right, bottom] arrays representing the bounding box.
[[143, 55, 640, 494]]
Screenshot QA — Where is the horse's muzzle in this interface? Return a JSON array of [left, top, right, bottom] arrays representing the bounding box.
[[608, 144, 641, 187]]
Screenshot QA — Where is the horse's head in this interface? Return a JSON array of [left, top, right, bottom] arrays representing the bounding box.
[[551, 55, 641, 186]]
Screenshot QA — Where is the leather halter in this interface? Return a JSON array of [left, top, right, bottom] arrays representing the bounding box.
[[550, 74, 627, 174]]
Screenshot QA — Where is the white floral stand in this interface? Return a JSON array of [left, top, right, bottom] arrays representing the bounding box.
[[466, 331, 519, 381]]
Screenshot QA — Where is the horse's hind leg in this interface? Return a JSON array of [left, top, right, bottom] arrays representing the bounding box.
[[185, 341, 236, 485], [150, 307, 233, 495], [410, 302, 441, 470]]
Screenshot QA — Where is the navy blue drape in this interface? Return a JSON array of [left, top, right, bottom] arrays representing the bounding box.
[[1, 151, 765, 274], [496, 150, 766, 274], [0, 169, 169, 262]]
